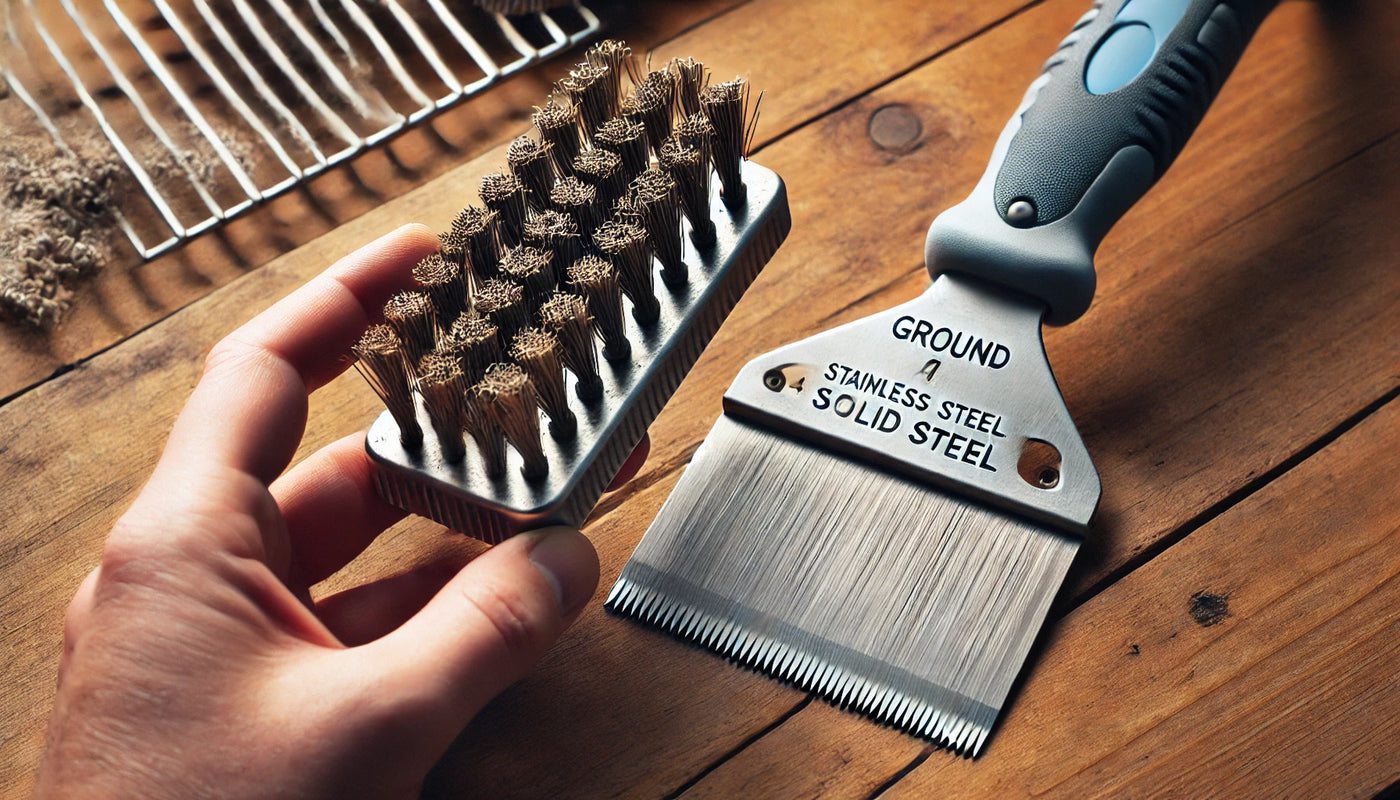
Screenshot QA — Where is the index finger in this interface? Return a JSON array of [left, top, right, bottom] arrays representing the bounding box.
[[159, 223, 438, 487]]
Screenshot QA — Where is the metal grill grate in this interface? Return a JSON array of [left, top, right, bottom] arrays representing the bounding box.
[[1, 0, 599, 260]]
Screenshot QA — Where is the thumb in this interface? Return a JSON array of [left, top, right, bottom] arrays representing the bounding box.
[[360, 527, 598, 744]]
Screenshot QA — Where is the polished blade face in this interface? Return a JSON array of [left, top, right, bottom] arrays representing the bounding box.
[[607, 416, 1080, 757]]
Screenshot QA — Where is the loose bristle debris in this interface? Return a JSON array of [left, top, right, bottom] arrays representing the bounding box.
[[660, 124, 716, 246], [417, 352, 470, 463], [443, 312, 503, 384], [551, 177, 604, 240], [413, 252, 469, 322], [453, 206, 503, 283], [382, 290, 438, 364], [476, 363, 548, 480], [533, 99, 582, 177], [506, 135, 555, 209], [700, 78, 759, 207], [594, 117, 649, 187], [539, 292, 602, 401], [480, 172, 529, 247], [573, 148, 627, 213], [593, 218, 659, 325], [499, 245, 556, 309], [510, 327, 577, 439], [356, 37, 791, 541], [568, 255, 629, 362], [624, 69, 677, 154], [671, 57, 707, 117], [627, 168, 685, 284], [352, 325, 422, 448], [607, 418, 1078, 758], [474, 278, 530, 343]]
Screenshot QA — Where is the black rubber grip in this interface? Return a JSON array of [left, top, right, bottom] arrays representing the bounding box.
[[993, 0, 1275, 227]]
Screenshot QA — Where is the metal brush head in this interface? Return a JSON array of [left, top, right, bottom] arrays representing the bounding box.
[[608, 416, 1079, 756], [608, 274, 1101, 756], [367, 160, 790, 541]]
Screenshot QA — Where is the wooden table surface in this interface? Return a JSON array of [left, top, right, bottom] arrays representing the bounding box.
[[4, 0, 1400, 797]]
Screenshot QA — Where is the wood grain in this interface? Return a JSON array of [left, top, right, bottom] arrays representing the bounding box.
[[878, 397, 1400, 799], [0, 0, 1032, 794], [2, 0, 1398, 797], [674, 1, 1400, 795]]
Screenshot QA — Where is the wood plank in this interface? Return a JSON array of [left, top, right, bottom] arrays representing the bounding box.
[[0, 0, 1025, 402], [874, 400, 1400, 798], [3, 0, 1397, 797], [675, 0, 1400, 795], [0, 1, 1034, 795]]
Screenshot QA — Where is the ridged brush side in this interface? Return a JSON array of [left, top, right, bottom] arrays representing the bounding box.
[[607, 416, 1079, 757], [353, 40, 790, 540], [365, 161, 789, 537]]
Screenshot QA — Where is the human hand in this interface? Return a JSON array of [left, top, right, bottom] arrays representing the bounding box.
[[36, 225, 636, 799]]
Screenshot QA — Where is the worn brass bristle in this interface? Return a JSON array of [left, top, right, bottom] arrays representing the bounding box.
[[539, 292, 602, 401], [533, 99, 582, 177], [499, 245, 557, 309], [670, 56, 707, 118], [412, 252, 469, 323], [352, 324, 422, 448], [474, 278, 530, 342], [628, 168, 685, 285], [623, 69, 677, 155], [700, 78, 759, 207], [438, 228, 466, 272], [382, 290, 439, 363], [476, 363, 548, 480], [660, 130, 716, 246], [464, 390, 508, 479], [551, 176, 604, 240], [443, 312, 503, 384], [593, 217, 659, 326], [506, 135, 556, 210], [559, 62, 614, 139], [594, 117, 649, 186], [510, 327, 577, 439], [568, 254, 629, 361], [573, 148, 627, 213], [453, 206, 503, 282], [480, 172, 529, 247], [523, 210, 582, 282], [585, 39, 631, 121], [417, 352, 470, 463]]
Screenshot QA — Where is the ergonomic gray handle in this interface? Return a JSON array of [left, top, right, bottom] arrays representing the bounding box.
[[925, 0, 1276, 325]]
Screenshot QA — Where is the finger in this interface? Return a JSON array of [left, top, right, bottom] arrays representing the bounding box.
[[59, 567, 101, 682], [158, 224, 438, 488], [272, 434, 407, 587], [359, 528, 598, 743], [607, 434, 650, 491], [314, 559, 465, 646]]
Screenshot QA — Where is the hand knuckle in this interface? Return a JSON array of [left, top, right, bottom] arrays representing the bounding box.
[[463, 582, 543, 657]]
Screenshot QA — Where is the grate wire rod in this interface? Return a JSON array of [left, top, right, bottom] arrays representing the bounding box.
[[100, 0, 263, 201], [5, 1, 598, 261]]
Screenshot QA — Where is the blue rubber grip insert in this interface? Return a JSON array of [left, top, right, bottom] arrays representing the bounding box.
[[993, 0, 1275, 226], [1085, 24, 1155, 94], [1086, 0, 1192, 94]]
